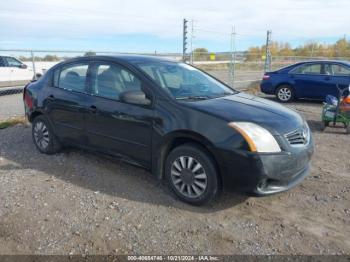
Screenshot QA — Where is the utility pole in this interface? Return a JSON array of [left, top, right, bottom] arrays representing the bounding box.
[[31, 50, 37, 80], [182, 19, 188, 62], [264, 30, 272, 72], [190, 19, 195, 64], [230, 25, 236, 88]]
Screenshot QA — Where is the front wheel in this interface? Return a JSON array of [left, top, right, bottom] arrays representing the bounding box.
[[276, 85, 294, 103], [165, 144, 219, 205]]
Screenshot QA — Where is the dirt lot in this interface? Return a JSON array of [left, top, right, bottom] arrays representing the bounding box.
[[0, 97, 349, 255]]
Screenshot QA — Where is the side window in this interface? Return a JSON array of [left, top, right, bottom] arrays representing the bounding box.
[[291, 64, 321, 75], [0, 57, 5, 67], [91, 63, 141, 100], [332, 64, 350, 76], [5, 57, 22, 67], [58, 63, 88, 93]]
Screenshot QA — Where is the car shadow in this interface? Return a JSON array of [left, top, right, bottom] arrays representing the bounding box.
[[0, 125, 248, 213], [307, 119, 348, 134], [260, 94, 323, 105]]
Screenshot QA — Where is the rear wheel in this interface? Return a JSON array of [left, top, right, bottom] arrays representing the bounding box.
[[165, 143, 219, 205], [32, 115, 62, 154], [276, 85, 294, 103]]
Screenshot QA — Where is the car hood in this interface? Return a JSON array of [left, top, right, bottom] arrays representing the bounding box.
[[183, 92, 304, 135]]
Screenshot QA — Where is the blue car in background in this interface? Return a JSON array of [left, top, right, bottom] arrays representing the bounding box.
[[260, 60, 350, 102]]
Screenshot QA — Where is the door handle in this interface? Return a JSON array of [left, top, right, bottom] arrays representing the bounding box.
[[89, 105, 98, 113]]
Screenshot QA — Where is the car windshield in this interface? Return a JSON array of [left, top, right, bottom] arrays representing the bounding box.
[[135, 61, 236, 100]]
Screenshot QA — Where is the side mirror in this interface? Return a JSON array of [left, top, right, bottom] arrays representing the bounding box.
[[120, 90, 151, 106], [20, 64, 27, 69]]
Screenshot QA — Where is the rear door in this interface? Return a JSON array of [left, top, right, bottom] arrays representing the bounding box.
[[290, 62, 329, 99], [45, 62, 91, 144], [84, 61, 154, 167]]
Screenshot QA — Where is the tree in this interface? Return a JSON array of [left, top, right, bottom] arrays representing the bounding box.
[[246, 46, 262, 61], [84, 51, 96, 56], [43, 55, 59, 61], [245, 37, 350, 60], [193, 48, 209, 61]]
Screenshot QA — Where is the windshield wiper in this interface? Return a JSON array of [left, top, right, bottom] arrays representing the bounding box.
[[176, 95, 212, 100]]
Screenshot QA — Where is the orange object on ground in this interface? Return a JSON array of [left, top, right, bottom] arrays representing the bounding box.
[[342, 96, 350, 104], [340, 96, 350, 114]]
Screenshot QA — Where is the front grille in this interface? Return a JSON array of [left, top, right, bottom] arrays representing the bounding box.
[[285, 124, 310, 146]]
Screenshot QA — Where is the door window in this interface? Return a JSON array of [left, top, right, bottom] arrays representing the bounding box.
[[0, 57, 5, 67], [332, 64, 350, 76], [91, 63, 142, 100], [291, 63, 321, 75], [57, 63, 88, 93], [5, 57, 22, 67]]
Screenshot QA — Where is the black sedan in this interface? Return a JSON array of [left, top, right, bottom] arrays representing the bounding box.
[[23, 55, 314, 205]]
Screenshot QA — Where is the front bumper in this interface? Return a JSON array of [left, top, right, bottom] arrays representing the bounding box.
[[216, 137, 314, 196]]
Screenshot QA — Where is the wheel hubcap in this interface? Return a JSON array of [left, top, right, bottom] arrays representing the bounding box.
[[278, 87, 291, 101], [171, 156, 207, 198], [34, 121, 50, 150]]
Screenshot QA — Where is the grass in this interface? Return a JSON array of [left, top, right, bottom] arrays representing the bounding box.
[[0, 116, 27, 129]]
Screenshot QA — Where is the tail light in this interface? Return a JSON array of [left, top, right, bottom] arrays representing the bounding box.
[[23, 84, 33, 110], [263, 74, 270, 80]]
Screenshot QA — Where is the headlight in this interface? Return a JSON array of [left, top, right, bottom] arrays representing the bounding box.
[[228, 122, 281, 153]]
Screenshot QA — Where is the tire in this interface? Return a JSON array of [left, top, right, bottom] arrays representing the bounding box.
[[32, 115, 62, 154], [320, 121, 328, 131], [346, 124, 350, 134], [276, 85, 294, 103], [165, 143, 219, 205]]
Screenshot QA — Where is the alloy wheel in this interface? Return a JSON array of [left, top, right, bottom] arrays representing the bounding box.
[[170, 156, 208, 198], [33, 121, 50, 150], [278, 87, 292, 101]]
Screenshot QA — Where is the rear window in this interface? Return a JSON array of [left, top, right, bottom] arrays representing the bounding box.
[[290, 64, 321, 75]]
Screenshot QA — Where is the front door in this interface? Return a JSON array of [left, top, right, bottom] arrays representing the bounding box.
[[330, 63, 350, 97], [85, 61, 154, 167], [4, 57, 33, 85]]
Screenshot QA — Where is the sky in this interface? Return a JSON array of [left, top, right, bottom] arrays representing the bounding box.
[[0, 0, 349, 54]]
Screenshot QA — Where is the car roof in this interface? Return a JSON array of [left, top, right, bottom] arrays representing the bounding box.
[[295, 60, 350, 65], [63, 54, 180, 65]]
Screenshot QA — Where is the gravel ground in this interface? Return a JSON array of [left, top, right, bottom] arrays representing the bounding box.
[[0, 97, 349, 255]]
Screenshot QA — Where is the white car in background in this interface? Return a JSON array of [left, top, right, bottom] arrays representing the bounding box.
[[0, 56, 46, 87]]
